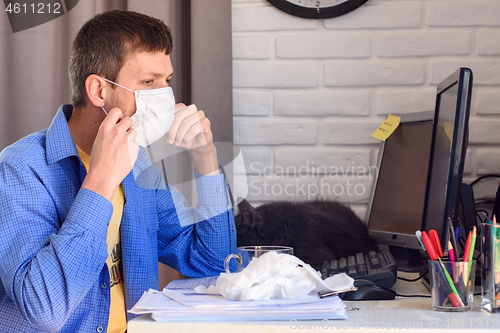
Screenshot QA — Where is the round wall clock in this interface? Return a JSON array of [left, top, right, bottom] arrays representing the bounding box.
[[267, 0, 369, 19]]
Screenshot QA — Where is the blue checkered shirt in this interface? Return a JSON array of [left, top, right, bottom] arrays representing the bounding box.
[[0, 104, 236, 332]]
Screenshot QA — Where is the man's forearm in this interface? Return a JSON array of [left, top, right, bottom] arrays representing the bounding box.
[[189, 143, 220, 176]]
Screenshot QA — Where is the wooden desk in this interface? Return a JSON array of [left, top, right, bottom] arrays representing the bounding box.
[[127, 273, 498, 332]]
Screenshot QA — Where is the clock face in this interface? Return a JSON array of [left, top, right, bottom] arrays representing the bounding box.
[[267, 0, 369, 19], [286, 0, 351, 8]]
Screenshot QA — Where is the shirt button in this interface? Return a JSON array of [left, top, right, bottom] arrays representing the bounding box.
[[97, 326, 104, 332], [101, 283, 107, 289], [216, 187, 222, 193]]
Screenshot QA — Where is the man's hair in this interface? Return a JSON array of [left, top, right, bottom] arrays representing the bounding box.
[[69, 10, 173, 108]]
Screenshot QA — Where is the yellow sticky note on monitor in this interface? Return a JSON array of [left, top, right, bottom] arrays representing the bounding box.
[[371, 114, 401, 141], [444, 121, 453, 145]]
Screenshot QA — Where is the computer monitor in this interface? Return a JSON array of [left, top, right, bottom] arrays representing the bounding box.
[[366, 112, 434, 261], [366, 68, 473, 269], [422, 68, 473, 247]]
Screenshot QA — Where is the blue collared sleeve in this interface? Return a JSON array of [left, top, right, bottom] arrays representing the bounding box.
[[0, 160, 112, 332], [156, 165, 237, 277]]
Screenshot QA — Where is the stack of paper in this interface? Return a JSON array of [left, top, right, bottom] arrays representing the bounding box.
[[129, 275, 350, 322], [129, 287, 347, 322]]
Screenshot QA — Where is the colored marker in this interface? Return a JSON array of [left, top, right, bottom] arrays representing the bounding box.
[[429, 229, 444, 258], [448, 240, 456, 282], [440, 287, 446, 306], [455, 274, 468, 305], [415, 230, 426, 252], [421, 231, 438, 261], [466, 227, 477, 282], [448, 218, 458, 262], [463, 231, 472, 281]]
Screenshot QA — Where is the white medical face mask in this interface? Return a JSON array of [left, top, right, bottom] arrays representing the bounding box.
[[101, 77, 176, 147]]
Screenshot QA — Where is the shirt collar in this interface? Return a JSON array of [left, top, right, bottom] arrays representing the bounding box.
[[45, 104, 79, 165], [45, 105, 152, 177]]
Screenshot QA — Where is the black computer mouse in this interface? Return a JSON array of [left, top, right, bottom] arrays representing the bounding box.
[[341, 279, 396, 301]]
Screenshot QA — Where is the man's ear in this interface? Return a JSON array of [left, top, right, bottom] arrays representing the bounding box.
[[85, 74, 107, 108], [237, 209, 255, 236]]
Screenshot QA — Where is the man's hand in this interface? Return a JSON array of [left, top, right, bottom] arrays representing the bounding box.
[[166, 104, 219, 175], [81, 108, 139, 201]]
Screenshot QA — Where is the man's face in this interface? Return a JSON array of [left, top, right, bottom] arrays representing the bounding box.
[[105, 50, 173, 117]]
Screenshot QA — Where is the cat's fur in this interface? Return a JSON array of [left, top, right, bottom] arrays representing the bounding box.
[[235, 199, 379, 269]]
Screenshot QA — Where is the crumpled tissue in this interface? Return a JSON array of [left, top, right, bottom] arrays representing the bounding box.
[[195, 251, 354, 301]]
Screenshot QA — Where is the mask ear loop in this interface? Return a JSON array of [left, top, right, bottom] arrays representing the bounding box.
[[100, 77, 136, 117], [101, 77, 138, 117], [101, 77, 136, 93]]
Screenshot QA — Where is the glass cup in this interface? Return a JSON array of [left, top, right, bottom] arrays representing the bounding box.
[[481, 223, 500, 313], [429, 260, 475, 311], [224, 246, 294, 273]]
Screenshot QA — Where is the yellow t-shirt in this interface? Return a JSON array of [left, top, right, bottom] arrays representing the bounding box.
[[77, 147, 127, 333]]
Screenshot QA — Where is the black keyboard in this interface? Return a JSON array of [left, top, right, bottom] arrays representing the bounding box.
[[320, 250, 398, 289]]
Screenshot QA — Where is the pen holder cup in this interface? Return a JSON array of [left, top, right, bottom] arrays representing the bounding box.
[[429, 260, 476, 311], [224, 246, 293, 273], [481, 223, 500, 313]]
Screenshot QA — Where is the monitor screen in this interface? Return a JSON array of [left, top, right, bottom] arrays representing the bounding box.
[[366, 68, 473, 259]]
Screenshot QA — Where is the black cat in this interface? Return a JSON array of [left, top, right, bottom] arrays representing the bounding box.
[[235, 199, 379, 269]]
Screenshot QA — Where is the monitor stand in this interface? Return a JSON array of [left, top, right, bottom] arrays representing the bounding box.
[[389, 246, 428, 272]]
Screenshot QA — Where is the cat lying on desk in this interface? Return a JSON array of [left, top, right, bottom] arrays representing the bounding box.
[[235, 199, 378, 270]]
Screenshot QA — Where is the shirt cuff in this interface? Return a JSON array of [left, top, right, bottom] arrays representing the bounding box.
[[194, 165, 232, 212]]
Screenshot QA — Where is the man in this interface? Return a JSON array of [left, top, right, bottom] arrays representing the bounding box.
[[0, 10, 236, 332]]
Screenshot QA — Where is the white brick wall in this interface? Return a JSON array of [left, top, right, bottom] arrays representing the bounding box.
[[323, 3, 422, 29], [274, 148, 371, 174], [323, 61, 425, 86], [274, 91, 371, 117], [376, 31, 471, 58], [233, 6, 317, 31], [233, 63, 318, 88], [476, 89, 500, 115], [232, 0, 500, 214], [234, 119, 318, 145], [233, 35, 271, 59], [233, 92, 270, 116], [323, 120, 380, 145], [478, 30, 500, 56], [426, 1, 500, 27], [376, 89, 436, 115], [276, 34, 370, 59]]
